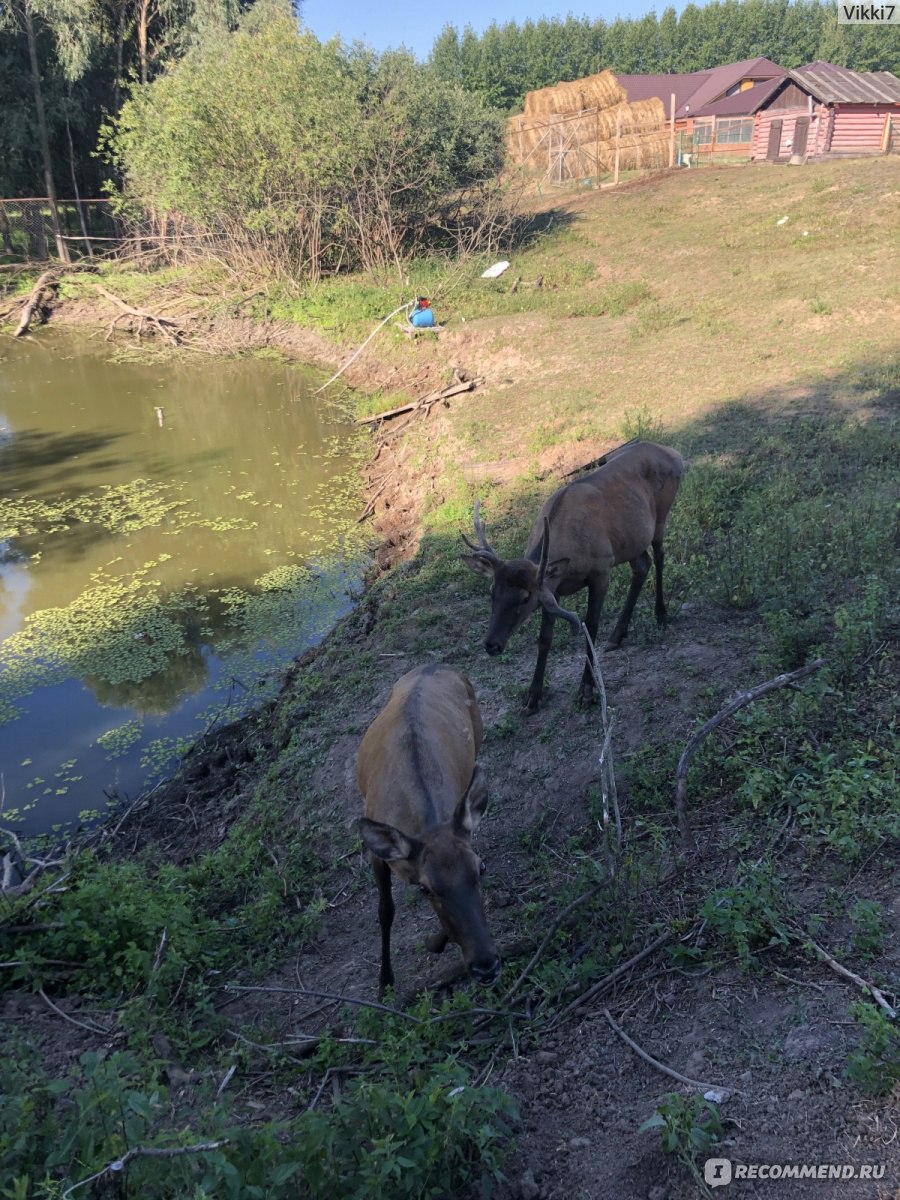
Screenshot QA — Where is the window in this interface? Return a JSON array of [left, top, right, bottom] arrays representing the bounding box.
[[693, 121, 714, 145], [714, 117, 755, 144]]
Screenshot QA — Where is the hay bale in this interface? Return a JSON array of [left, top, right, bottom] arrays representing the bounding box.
[[506, 75, 669, 178], [523, 70, 625, 118]]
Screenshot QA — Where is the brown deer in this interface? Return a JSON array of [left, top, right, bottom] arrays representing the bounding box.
[[462, 440, 684, 713], [357, 664, 500, 994]]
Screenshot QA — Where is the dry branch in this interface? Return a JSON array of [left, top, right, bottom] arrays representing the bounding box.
[[603, 1007, 732, 1098], [62, 1141, 229, 1199], [545, 930, 673, 1029], [94, 283, 186, 346], [790, 924, 897, 1019], [13, 269, 59, 337], [560, 437, 638, 479], [357, 376, 483, 425], [674, 659, 826, 850]]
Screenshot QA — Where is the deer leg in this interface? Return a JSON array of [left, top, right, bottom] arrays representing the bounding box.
[[578, 578, 606, 704], [652, 537, 667, 627], [607, 550, 651, 648], [373, 857, 395, 995], [525, 608, 556, 714]]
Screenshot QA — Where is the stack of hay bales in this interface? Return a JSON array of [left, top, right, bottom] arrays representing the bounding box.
[[507, 70, 669, 180]]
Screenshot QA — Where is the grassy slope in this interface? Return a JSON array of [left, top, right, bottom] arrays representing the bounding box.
[[2, 158, 899, 1197]]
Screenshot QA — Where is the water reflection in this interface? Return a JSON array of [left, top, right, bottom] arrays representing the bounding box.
[[0, 333, 364, 834]]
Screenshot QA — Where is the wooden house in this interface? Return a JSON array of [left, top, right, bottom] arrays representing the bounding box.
[[616, 58, 787, 157], [749, 63, 900, 161]]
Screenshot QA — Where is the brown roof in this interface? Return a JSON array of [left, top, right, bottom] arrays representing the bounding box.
[[614, 72, 702, 115], [693, 76, 785, 117], [791, 62, 900, 104], [617, 57, 786, 119]]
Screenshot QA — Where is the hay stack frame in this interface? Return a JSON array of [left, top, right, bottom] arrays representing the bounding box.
[[508, 70, 671, 184]]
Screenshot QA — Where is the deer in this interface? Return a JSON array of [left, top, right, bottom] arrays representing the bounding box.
[[462, 440, 684, 713], [357, 664, 500, 995]]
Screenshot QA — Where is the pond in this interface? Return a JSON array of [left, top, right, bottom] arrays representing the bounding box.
[[0, 333, 366, 837]]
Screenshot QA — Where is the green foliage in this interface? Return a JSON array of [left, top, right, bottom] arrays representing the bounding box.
[[1, 800, 322, 1008], [846, 900, 886, 961], [0, 1042, 516, 1199], [429, 2, 900, 112], [701, 863, 792, 967], [845, 1002, 900, 1094], [106, 4, 507, 278], [640, 1092, 723, 1188], [711, 698, 900, 862]]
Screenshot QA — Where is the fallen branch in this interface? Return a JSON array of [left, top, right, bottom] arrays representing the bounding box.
[[501, 886, 604, 1004], [13, 269, 59, 337], [38, 989, 111, 1036], [580, 623, 621, 864], [223, 982, 422, 1023], [791, 924, 897, 1019], [357, 376, 483, 425], [545, 930, 673, 1029], [94, 283, 186, 346], [674, 659, 826, 850], [603, 1008, 732, 1098], [62, 1141, 229, 1199], [356, 470, 396, 525]]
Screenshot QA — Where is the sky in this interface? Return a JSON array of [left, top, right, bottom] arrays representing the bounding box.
[[300, 0, 659, 61]]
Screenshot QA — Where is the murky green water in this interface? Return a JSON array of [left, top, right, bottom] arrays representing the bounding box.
[[0, 333, 365, 835]]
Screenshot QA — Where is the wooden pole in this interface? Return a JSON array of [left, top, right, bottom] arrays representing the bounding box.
[[669, 93, 676, 169], [595, 108, 601, 186], [613, 108, 621, 186]]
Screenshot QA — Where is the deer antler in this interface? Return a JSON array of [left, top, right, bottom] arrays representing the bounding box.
[[461, 499, 498, 558]]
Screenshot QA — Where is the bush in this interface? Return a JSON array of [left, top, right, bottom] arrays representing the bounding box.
[[106, 1, 508, 279], [0, 1045, 516, 1199]]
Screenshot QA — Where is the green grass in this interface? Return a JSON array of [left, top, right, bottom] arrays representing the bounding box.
[[3, 155, 900, 1197]]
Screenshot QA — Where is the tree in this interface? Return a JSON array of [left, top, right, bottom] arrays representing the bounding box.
[[2, 0, 96, 256]]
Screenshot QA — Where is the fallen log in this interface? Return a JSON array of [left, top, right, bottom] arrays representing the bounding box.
[[356, 376, 483, 425], [13, 268, 59, 337]]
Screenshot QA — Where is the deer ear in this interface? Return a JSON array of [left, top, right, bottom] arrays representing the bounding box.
[[544, 556, 569, 582], [454, 765, 489, 836], [359, 817, 418, 862], [461, 552, 497, 579]]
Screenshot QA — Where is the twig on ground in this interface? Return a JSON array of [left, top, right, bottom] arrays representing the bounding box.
[[223, 982, 421, 1022], [357, 376, 483, 426], [580, 624, 621, 863], [603, 1008, 732, 1097], [62, 1141, 229, 1198], [790, 924, 897, 1019], [501, 885, 605, 1004], [674, 659, 826, 849], [545, 930, 673, 1028], [559, 438, 638, 480], [37, 989, 111, 1035], [94, 283, 187, 346]]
